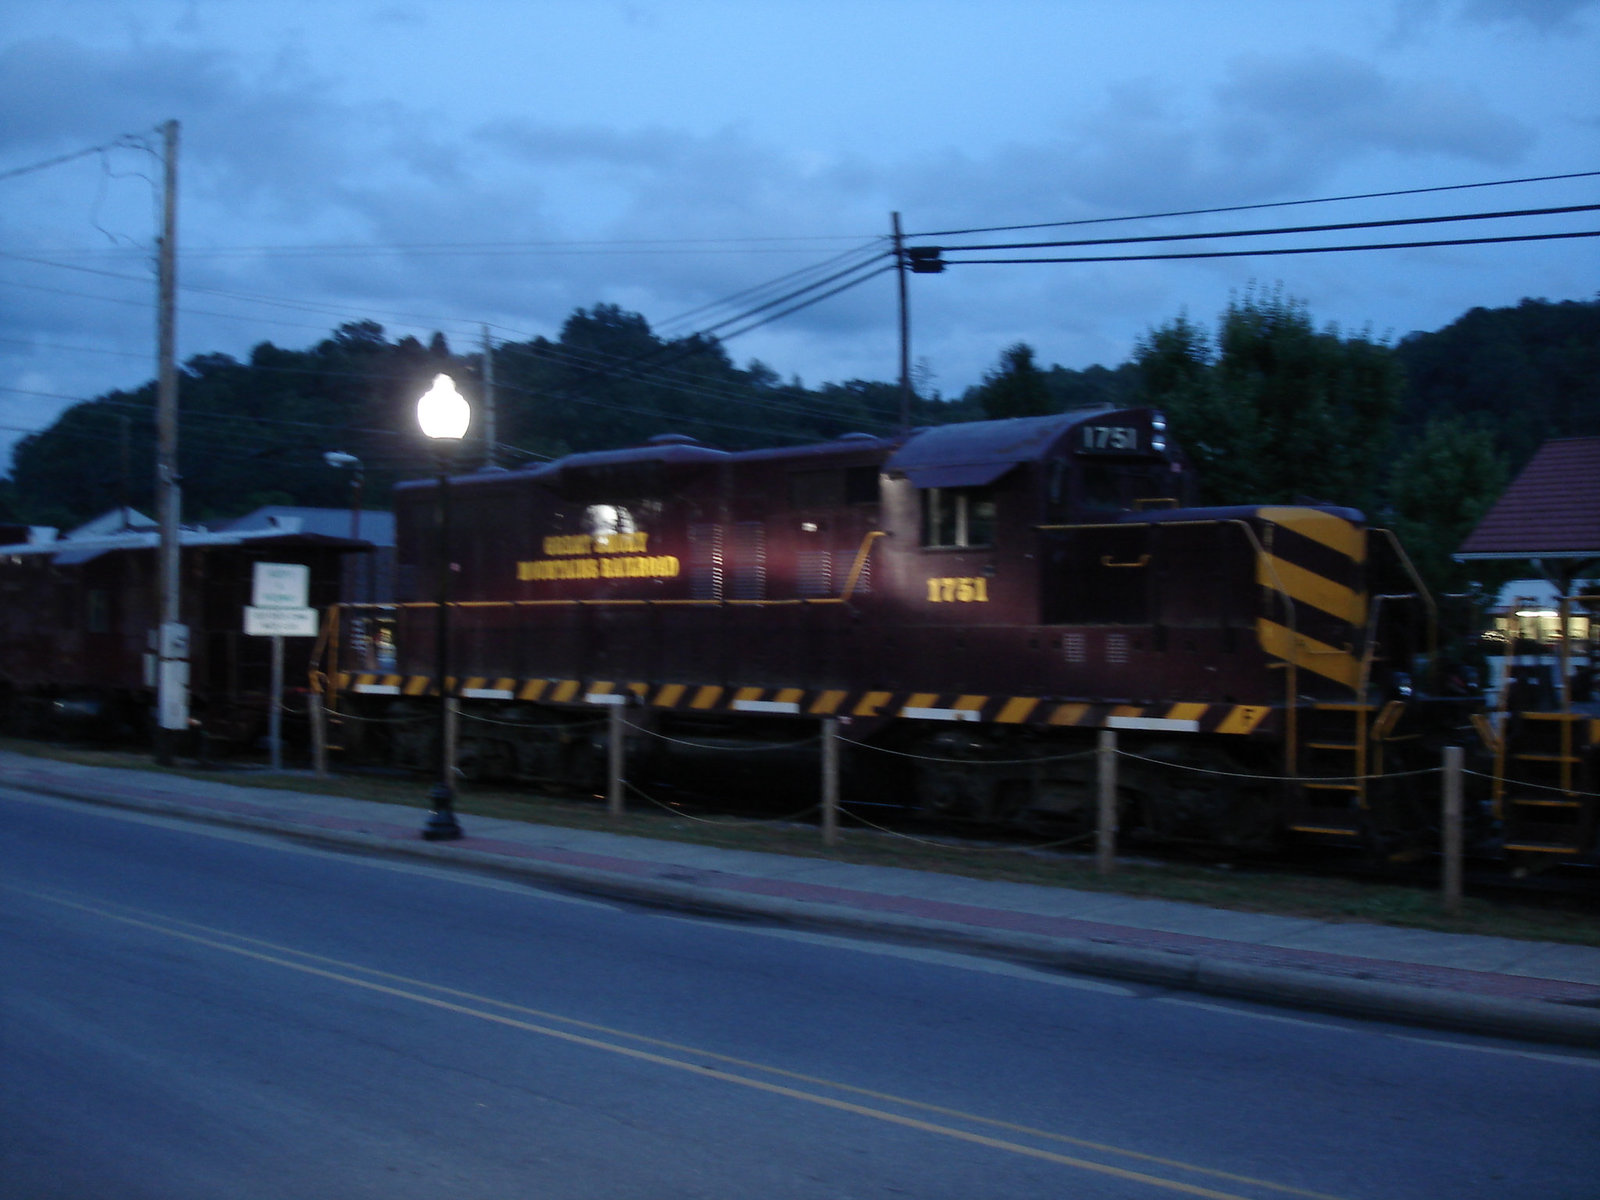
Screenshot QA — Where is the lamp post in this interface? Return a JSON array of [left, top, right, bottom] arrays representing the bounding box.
[[322, 451, 365, 542], [417, 374, 469, 841]]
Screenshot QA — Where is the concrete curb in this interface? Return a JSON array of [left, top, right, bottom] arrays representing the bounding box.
[[14, 770, 1600, 1050]]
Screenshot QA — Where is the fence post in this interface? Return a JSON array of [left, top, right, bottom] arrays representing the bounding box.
[[310, 690, 328, 777], [608, 703, 626, 819], [821, 716, 840, 846], [444, 697, 459, 789], [1097, 728, 1118, 876], [1442, 745, 1463, 915]]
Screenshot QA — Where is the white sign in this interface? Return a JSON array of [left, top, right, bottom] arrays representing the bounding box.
[[245, 606, 319, 638], [252, 562, 310, 609]]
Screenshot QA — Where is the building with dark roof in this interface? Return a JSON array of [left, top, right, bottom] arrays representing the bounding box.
[[1456, 437, 1600, 587]]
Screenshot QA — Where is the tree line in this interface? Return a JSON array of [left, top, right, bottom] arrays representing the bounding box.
[[5, 292, 1596, 597]]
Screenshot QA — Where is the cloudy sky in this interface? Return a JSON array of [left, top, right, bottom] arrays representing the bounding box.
[[1, 0, 1596, 466]]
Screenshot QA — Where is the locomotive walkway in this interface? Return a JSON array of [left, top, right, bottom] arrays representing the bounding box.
[[6, 748, 1600, 1050]]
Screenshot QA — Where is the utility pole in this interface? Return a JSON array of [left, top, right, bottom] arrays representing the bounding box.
[[892, 212, 912, 436], [154, 118, 187, 764], [481, 324, 498, 468]]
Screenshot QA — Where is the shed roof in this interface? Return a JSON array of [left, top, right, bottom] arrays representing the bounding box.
[[1456, 437, 1600, 562]]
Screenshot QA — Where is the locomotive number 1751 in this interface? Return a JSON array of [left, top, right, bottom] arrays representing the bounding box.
[[926, 576, 990, 603]]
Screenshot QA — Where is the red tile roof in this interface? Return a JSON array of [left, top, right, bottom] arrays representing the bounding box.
[[1457, 437, 1600, 560]]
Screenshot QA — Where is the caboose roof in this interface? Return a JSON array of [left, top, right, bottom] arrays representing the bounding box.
[[1456, 437, 1600, 563], [885, 409, 1115, 489], [0, 505, 377, 566]]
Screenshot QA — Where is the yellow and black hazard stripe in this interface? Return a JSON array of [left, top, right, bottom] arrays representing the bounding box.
[[1254, 506, 1368, 692], [338, 672, 1279, 736]]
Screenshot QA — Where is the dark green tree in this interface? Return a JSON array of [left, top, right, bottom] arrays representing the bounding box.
[[974, 343, 1054, 419], [1136, 289, 1402, 512], [1386, 417, 1509, 596]]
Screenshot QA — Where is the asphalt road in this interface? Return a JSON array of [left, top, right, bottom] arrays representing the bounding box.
[[3, 787, 1598, 1199]]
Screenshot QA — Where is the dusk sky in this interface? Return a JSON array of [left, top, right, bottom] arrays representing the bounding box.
[[2, 0, 1596, 465]]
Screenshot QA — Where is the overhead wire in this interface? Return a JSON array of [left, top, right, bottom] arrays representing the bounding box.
[[927, 202, 1600, 255], [946, 229, 1600, 266], [908, 168, 1600, 239]]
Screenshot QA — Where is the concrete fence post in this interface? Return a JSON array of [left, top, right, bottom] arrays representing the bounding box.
[[1443, 745, 1464, 915], [821, 717, 840, 847], [444, 697, 459, 789], [608, 703, 626, 819], [1097, 728, 1118, 876], [310, 692, 328, 777]]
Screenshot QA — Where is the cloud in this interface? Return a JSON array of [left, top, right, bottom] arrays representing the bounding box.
[[1214, 50, 1532, 169], [1460, 0, 1598, 31]]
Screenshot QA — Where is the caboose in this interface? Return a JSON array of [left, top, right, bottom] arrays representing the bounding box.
[[0, 506, 378, 746], [323, 408, 1466, 851]]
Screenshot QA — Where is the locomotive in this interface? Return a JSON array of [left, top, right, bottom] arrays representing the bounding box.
[[320, 406, 1486, 855]]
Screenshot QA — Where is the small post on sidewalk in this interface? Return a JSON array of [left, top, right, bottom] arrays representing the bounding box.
[[444, 696, 459, 787], [268, 634, 285, 771], [608, 702, 626, 819], [1442, 745, 1463, 915], [310, 688, 328, 777], [821, 716, 840, 847], [1097, 728, 1118, 876]]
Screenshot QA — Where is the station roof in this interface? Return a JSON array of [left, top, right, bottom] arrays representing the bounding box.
[[1456, 437, 1600, 563]]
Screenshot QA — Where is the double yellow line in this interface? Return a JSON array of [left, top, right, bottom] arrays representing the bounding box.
[[21, 887, 1347, 1200]]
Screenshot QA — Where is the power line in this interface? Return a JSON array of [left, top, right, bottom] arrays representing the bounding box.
[[909, 168, 1600, 239], [0, 134, 152, 184], [928, 203, 1600, 256], [947, 228, 1600, 266]]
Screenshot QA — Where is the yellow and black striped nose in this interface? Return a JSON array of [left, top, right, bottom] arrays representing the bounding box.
[[1254, 506, 1368, 692]]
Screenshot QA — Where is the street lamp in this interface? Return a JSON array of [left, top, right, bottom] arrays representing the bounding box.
[[417, 374, 469, 841]]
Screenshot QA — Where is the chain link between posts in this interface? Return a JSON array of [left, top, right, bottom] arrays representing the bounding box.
[[308, 697, 1597, 864]]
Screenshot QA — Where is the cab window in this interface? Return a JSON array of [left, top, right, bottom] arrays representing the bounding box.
[[922, 486, 996, 548]]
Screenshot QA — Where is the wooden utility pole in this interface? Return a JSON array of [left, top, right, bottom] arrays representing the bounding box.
[[892, 212, 911, 436], [154, 118, 187, 764]]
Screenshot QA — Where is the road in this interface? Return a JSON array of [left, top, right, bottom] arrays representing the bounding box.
[[3, 787, 1598, 1199]]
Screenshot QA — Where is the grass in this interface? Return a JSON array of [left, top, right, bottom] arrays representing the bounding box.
[[6, 737, 1598, 948]]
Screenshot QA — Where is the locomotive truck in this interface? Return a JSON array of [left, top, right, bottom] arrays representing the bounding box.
[[319, 406, 1486, 855]]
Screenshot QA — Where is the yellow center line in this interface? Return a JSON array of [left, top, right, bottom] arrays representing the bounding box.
[[21, 887, 1349, 1200]]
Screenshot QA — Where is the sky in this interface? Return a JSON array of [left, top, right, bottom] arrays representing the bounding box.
[[1, 0, 1596, 468]]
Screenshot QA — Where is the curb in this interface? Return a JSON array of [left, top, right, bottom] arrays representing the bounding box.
[[12, 769, 1600, 1050]]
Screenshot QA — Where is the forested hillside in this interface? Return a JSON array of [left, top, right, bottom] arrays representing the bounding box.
[[6, 293, 1595, 593]]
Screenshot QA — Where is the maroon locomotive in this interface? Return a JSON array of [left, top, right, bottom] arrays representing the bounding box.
[[323, 407, 1461, 851]]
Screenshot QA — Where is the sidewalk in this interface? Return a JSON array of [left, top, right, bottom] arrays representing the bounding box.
[[6, 749, 1599, 1049]]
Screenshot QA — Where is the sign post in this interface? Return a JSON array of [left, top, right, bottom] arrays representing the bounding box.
[[246, 563, 317, 770]]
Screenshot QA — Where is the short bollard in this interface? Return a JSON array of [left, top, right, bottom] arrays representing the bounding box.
[[1097, 728, 1117, 876], [1442, 745, 1463, 915], [608, 702, 626, 819], [821, 717, 840, 847]]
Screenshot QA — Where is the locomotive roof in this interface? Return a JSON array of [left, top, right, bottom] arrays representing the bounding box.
[[885, 407, 1131, 489]]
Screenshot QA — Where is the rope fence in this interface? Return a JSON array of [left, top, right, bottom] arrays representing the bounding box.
[[304, 695, 1595, 912]]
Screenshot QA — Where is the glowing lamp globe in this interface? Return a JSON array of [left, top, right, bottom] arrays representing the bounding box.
[[417, 374, 470, 441]]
